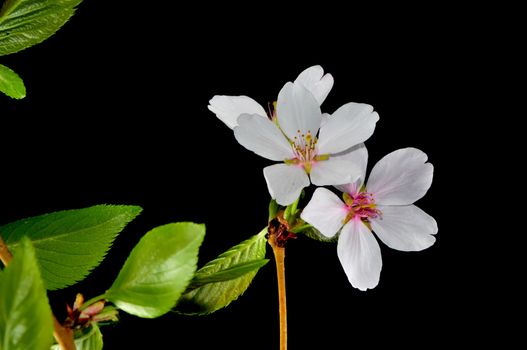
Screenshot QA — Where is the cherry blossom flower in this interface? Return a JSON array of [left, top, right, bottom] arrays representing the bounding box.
[[236, 82, 378, 205], [301, 146, 437, 290], [208, 65, 334, 129], [207, 65, 378, 205]]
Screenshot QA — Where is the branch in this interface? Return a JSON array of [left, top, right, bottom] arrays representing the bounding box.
[[0, 235, 76, 350]]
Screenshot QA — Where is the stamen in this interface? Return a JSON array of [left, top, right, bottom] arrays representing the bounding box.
[[267, 102, 273, 120], [267, 101, 278, 121], [342, 190, 382, 225], [286, 129, 329, 173]]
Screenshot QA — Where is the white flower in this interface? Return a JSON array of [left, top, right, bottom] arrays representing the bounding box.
[[207, 65, 379, 205], [236, 82, 378, 205], [294, 65, 335, 105], [208, 65, 333, 129], [301, 146, 437, 291]]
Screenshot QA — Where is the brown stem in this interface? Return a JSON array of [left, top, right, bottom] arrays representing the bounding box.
[[0, 235, 76, 350], [0, 235, 13, 266], [53, 318, 76, 350], [269, 233, 287, 350]]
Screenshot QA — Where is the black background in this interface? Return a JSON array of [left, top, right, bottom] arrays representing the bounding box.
[[0, 2, 485, 349]]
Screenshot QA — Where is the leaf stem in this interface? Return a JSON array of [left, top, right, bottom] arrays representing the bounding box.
[[268, 233, 287, 350], [0, 235, 76, 350]]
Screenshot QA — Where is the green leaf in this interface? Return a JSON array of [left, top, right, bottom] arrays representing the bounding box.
[[186, 259, 269, 291], [297, 225, 338, 243], [0, 237, 53, 350], [2, 205, 142, 290], [176, 228, 268, 315], [105, 222, 205, 318], [0, 63, 25, 98], [268, 199, 279, 221], [51, 325, 103, 350], [0, 0, 82, 56]]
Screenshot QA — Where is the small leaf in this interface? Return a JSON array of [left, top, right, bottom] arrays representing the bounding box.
[[2, 205, 142, 290], [105, 222, 205, 318], [186, 259, 269, 291], [0, 63, 25, 98], [298, 226, 338, 243], [268, 199, 279, 221], [176, 228, 268, 315], [0, 0, 82, 56], [0, 237, 54, 350], [51, 325, 103, 350]]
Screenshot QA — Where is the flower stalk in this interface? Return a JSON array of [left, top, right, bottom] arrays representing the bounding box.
[[268, 231, 287, 350]]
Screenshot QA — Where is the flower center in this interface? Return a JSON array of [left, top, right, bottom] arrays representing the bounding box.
[[343, 191, 382, 227], [284, 129, 329, 173]]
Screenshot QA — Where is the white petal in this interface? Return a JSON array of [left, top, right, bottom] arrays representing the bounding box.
[[317, 102, 379, 154], [320, 113, 330, 128], [310, 153, 361, 186], [234, 114, 293, 161], [208, 95, 267, 129], [300, 188, 347, 238], [276, 82, 322, 141], [372, 205, 437, 252], [334, 144, 369, 195], [264, 164, 310, 205], [294, 65, 334, 105], [367, 148, 433, 205], [338, 219, 382, 291]]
